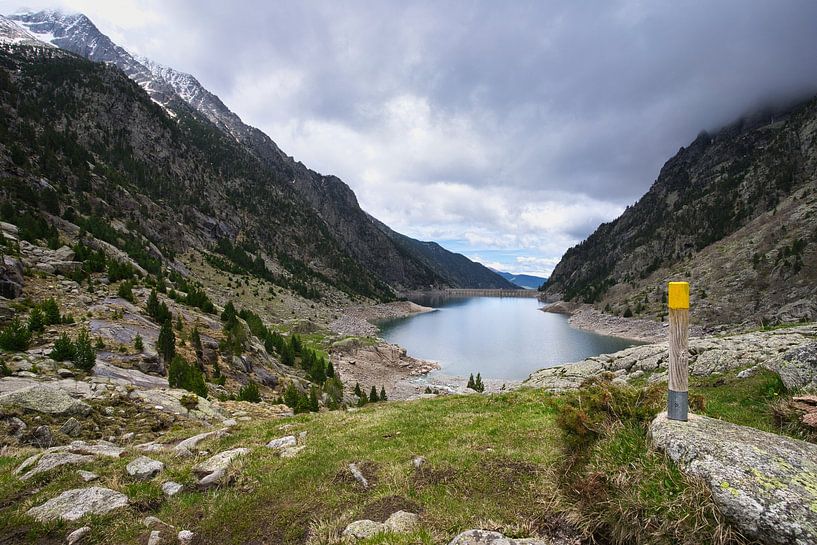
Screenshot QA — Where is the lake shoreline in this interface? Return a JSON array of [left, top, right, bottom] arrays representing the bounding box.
[[541, 301, 685, 343]]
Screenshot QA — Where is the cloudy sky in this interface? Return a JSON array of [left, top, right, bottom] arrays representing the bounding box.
[[5, 1, 817, 277]]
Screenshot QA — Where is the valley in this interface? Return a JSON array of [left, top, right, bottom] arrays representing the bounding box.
[[0, 6, 816, 545]]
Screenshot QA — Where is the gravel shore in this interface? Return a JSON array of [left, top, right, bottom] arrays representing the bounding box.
[[329, 301, 434, 337], [542, 301, 704, 343]]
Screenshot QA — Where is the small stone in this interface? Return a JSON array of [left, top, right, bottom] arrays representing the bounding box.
[[126, 456, 164, 480], [384, 510, 419, 533], [343, 520, 387, 539], [297, 431, 307, 444], [197, 468, 226, 489], [120, 432, 135, 443], [412, 456, 426, 469], [222, 418, 237, 427], [147, 530, 162, 545], [66, 526, 91, 545], [60, 417, 82, 437], [348, 463, 369, 488], [192, 448, 249, 476], [143, 516, 162, 528], [31, 425, 54, 448], [266, 435, 296, 450], [57, 368, 75, 378], [802, 412, 817, 429], [77, 470, 99, 482], [280, 446, 304, 458], [178, 530, 195, 545], [162, 481, 184, 497]]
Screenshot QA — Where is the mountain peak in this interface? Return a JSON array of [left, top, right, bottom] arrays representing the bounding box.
[[0, 14, 53, 47]]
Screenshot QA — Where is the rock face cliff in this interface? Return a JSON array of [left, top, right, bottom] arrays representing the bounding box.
[[8, 10, 508, 292], [544, 98, 817, 327]]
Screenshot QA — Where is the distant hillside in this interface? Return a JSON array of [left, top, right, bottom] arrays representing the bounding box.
[[493, 271, 547, 290], [7, 10, 497, 292], [544, 97, 817, 326], [370, 217, 519, 290]]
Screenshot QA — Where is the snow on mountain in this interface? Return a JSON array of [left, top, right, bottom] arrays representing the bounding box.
[[0, 14, 53, 47], [10, 10, 178, 106]]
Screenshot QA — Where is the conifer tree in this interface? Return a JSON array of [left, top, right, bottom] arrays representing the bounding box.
[[467, 374, 475, 390], [354, 382, 362, 398], [369, 385, 379, 403], [380, 386, 387, 402], [309, 386, 319, 412], [157, 318, 175, 361], [175, 314, 183, 331], [326, 361, 335, 378], [474, 373, 485, 393]]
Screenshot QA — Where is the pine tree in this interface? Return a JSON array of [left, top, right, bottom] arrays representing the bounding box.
[[326, 361, 335, 378], [474, 373, 485, 393], [309, 386, 320, 412], [133, 334, 144, 351], [191, 327, 202, 357], [369, 386, 379, 403], [380, 386, 387, 402], [175, 314, 184, 331], [221, 301, 237, 325], [467, 374, 475, 390], [354, 383, 362, 398], [147, 289, 160, 318], [27, 308, 45, 333], [157, 319, 175, 361]]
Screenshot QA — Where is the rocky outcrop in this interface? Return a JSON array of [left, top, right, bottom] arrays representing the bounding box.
[[26, 486, 129, 522], [526, 325, 817, 391], [650, 412, 817, 545], [193, 447, 250, 488], [769, 341, 817, 390], [0, 384, 92, 416]]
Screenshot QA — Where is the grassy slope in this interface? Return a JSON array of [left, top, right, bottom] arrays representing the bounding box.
[[0, 390, 560, 545], [0, 368, 809, 545]]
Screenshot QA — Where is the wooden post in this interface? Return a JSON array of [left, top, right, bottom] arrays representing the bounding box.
[[667, 282, 689, 421]]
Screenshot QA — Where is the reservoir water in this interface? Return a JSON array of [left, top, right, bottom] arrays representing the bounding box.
[[377, 295, 640, 380]]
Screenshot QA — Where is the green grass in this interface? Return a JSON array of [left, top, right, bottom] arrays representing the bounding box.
[[0, 371, 805, 545], [0, 390, 561, 545], [691, 369, 787, 433]]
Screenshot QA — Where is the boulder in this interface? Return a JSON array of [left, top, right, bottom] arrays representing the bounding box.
[[60, 417, 82, 437], [343, 520, 387, 539], [126, 456, 164, 480], [53, 245, 76, 261], [280, 446, 304, 458], [26, 486, 129, 522], [0, 256, 24, 298], [266, 435, 296, 450], [448, 530, 550, 545], [0, 384, 92, 416], [192, 448, 250, 477], [770, 342, 817, 391], [176, 430, 221, 453], [650, 412, 817, 545], [18, 452, 94, 480], [384, 510, 419, 533], [30, 425, 54, 448]]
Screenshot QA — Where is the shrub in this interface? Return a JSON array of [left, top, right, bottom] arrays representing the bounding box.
[[41, 298, 62, 325], [180, 394, 199, 410], [168, 355, 207, 397], [283, 383, 311, 414], [0, 318, 32, 351], [107, 260, 135, 282], [133, 334, 144, 351], [73, 330, 96, 371], [28, 308, 45, 333], [237, 380, 261, 403], [49, 332, 75, 361], [309, 386, 320, 412], [117, 280, 134, 302]]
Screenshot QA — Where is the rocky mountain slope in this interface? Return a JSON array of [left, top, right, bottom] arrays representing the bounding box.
[[493, 270, 547, 290], [9, 9, 508, 292], [543, 97, 817, 327]]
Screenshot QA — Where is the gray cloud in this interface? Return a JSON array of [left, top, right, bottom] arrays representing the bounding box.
[[4, 0, 817, 274]]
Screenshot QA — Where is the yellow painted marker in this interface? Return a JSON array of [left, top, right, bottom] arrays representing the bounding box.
[[668, 281, 689, 310]]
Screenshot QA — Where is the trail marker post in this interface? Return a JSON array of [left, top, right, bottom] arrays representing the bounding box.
[[667, 282, 689, 421]]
